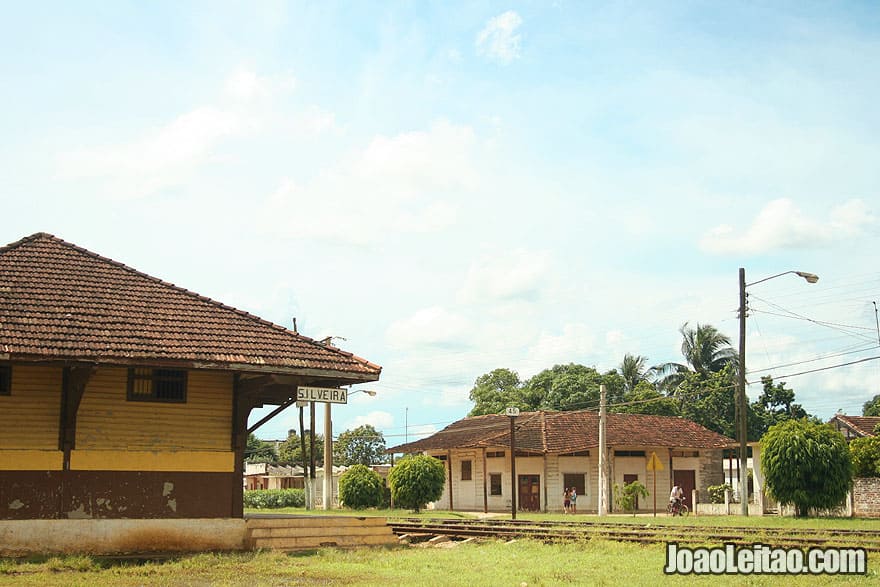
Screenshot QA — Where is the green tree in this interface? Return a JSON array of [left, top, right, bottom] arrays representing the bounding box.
[[468, 368, 530, 416], [388, 454, 446, 513], [614, 381, 680, 417], [850, 436, 880, 477], [277, 429, 325, 467], [751, 376, 810, 437], [863, 394, 880, 416], [655, 323, 737, 392], [761, 420, 852, 517], [245, 433, 277, 463], [674, 366, 738, 438], [334, 424, 387, 466], [338, 464, 384, 509], [527, 364, 625, 412]]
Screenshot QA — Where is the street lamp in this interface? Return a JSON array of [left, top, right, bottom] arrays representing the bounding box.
[[737, 268, 818, 516]]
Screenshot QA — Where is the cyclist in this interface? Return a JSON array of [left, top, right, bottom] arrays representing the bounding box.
[[669, 484, 684, 515]]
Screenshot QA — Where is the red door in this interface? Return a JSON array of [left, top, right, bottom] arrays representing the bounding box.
[[518, 475, 541, 511], [673, 470, 696, 507]]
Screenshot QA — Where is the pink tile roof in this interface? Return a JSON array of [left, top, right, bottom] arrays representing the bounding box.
[[0, 233, 381, 380], [388, 410, 734, 453]]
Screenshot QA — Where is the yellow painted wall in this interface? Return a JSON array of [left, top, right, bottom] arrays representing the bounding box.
[[0, 365, 62, 450], [0, 449, 64, 471], [71, 449, 234, 472], [76, 368, 234, 452]]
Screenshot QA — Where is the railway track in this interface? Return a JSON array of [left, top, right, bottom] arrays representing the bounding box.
[[388, 517, 880, 552]]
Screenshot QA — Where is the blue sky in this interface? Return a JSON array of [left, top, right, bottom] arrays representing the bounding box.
[[2, 2, 879, 445]]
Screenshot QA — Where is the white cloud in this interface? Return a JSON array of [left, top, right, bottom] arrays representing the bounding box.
[[386, 306, 471, 349], [355, 120, 477, 194], [258, 120, 475, 244], [700, 198, 876, 254], [458, 249, 552, 304], [345, 410, 394, 431], [223, 68, 296, 101], [56, 68, 302, 199], [476, 10, 523, 64], [59, 106, 244, 182], [523, 323, 597, 377]]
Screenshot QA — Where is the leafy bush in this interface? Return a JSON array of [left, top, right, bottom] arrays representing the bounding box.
[[243, 489, 305, 509], [707, 483, 733, 504], [761, 419, 852, 516], [339, 464, 384, 509], [613, 481, 649, 516], [388, 455, 446, 513], [850, 436, 880, 477]]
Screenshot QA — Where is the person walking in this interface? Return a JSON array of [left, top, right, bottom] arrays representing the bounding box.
[[569, 487, 578, 514]]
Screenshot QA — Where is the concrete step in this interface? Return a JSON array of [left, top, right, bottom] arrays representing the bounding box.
[[244, 516, 398, 551]]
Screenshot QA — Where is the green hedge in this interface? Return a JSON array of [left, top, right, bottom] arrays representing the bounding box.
[[244, 489, 305, 509]]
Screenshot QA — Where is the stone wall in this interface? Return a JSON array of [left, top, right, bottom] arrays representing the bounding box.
[[853, 477, 880, 518], [697, 449, 725, 501]]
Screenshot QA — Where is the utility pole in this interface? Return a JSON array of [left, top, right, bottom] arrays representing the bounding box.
[[298, 404, 310, 509], [598, 384, 608, 516], [737, 268, 817, 516], [323, 402, 333, 510], [738, 267, 749, 516], [309, 402, 316, 509], [506, 407, 519, 520]]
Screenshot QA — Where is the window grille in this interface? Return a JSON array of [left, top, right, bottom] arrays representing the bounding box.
[[127, 368, 187, 402]]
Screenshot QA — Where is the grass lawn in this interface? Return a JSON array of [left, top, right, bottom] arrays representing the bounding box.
[[3, 512, 879, 585], [2, 539, 879, 586]]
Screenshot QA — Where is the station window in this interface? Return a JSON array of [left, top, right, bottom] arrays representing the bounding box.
[[486, 451, 505, 458], [564, 473, 586, 497], [614, 450, 646, 457], [0, 365, 10, 395], [461, 459, 472, 481], [490, 473, 502, 495], [127, 368, 187, 403]]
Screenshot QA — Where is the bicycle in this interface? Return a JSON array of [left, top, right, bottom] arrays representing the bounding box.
[[666, 500, 689, 517]]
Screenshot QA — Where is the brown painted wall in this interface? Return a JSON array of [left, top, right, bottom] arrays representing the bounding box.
[[0, 471, 234, 519]]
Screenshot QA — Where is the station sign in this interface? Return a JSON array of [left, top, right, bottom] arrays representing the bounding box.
[[297, 386, 348, 404]]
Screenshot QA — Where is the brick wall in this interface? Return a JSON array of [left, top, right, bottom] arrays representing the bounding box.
[[853, 478, 880, 518]]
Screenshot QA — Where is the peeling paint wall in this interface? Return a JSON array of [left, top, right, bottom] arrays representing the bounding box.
[[1, 471, 234, 519]]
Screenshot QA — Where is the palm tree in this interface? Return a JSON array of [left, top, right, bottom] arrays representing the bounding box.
[[654, 323, 737, 392], [619, 353, 650, 393]]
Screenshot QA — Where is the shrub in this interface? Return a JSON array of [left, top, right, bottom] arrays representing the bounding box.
[[388, 455, 446, 513], [613, 481, 649, 516], [761, 419, 852, 517], [339, 464, 384, 509], [850, 436, 880, 477], [243, 489, 305, 509], [707, 483, 733, 504]]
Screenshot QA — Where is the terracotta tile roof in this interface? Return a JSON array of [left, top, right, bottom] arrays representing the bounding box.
[[0, 233, 381, 380], [829, 415, 880, 438], [388, 410, 734, 453]]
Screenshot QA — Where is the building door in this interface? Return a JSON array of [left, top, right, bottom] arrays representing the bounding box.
[[673, 470, 696, 507], [518, 475, 540, 511], [623, 474, 639, 510]]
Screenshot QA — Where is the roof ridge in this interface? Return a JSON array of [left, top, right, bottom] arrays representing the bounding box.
[[1, 232, 380, 373]]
